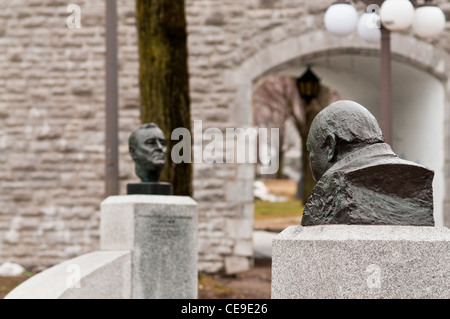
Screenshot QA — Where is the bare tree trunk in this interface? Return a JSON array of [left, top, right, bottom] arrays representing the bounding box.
[[299, 108, 317, 204], [136, 0, 192, 196], [276, 133, 285, 179], [299, 88, 331, 203], [253, 76, 338, 204]]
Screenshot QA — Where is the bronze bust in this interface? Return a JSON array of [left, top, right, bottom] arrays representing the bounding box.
[[301, 100, 434, 226], [129, 123, 167, 182], [128, 123, 172, 195]]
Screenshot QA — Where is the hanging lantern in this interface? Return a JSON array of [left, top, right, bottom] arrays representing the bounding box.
[[296, 68, 321, 104]]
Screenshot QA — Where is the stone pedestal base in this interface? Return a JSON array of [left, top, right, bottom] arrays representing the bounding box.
[[272, 225, 450, 299], [101, 195, 198, 299]]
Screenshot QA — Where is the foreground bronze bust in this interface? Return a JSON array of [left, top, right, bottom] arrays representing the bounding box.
[[301, 100, 434, 226]]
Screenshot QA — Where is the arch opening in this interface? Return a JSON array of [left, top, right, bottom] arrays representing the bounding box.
[[231, 33, 449, 226]]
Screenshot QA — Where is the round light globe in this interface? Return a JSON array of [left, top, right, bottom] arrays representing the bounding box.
[[358, 13, 381, 43], [380, 0, 415, 31], [413, 5, 446, 39], [324, 3, 358, 37]]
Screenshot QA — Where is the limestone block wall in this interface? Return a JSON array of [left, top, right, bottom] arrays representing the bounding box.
[[0, 1, 105, 268], [0, 0, 449, 274], [0, 0, 141, 270]]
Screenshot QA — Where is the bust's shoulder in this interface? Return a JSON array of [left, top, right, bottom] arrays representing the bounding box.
[[328, 143, 433, 177]]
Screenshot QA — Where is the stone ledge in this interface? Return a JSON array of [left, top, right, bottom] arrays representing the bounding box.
[[101, 194, 198, 207], [274, 225, 450, 241], [272, 225, 450, 299], [4, 251, 131, 299]]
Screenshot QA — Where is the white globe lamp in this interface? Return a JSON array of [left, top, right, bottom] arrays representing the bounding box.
[[413, 4, 446, 39], [358, 12, 381, 43], [324, 2, 359, 37], [380, 0, 415, 31]]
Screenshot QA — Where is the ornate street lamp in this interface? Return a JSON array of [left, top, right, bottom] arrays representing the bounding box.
[[296, 67, 321, 104], [323, 0, 446, 146]]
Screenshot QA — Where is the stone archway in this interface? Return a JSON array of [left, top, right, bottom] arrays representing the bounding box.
[[224, 30, 450, 227]]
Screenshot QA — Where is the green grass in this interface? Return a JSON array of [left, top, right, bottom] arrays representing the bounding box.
[[198, 274, 244, 298], [254, 200, 304, 219]]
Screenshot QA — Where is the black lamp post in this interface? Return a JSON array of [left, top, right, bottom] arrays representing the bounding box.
[[296, 67, 321, 104]]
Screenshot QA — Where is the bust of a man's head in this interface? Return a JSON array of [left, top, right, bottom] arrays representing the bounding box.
[[306, 100, 384, 181], [129, 123, 167, 182], [302, 100, 434, 226]]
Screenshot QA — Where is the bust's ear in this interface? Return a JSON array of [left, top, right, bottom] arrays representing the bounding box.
[[129, 146, 136, 159], [325, 134, 337, 162]]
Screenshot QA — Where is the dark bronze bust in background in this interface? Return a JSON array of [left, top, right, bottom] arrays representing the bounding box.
[[129, 123, 167, 182], [301, 100, 434, 226], [128, 123, 172, 195]]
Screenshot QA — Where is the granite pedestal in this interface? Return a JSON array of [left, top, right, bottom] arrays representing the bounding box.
[[272, 225, 450, 299], [101, 195, 198, 299]]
